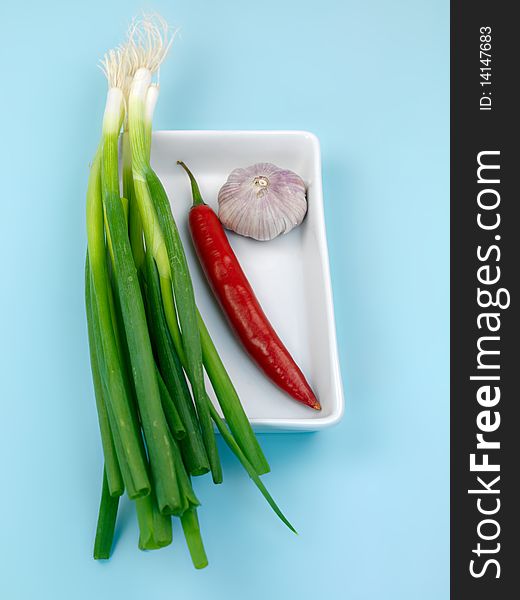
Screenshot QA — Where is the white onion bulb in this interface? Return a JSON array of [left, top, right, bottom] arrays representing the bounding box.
[[217, 163, 307, 241]]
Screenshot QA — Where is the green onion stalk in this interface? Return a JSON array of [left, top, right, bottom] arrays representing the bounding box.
[[99, 63, 180, 515], [127, 73, 211, 477], [128, 67, 222, 484], [86, 136, 150, 500], [107, 157, 177, 544], [126, 58, 213, 562], [85, 256, 124, 498]]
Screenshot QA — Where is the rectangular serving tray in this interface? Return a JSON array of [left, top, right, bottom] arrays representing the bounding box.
[[151, 130, 344, 432]]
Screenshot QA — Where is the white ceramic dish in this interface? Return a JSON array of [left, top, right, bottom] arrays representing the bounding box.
[[151, 130, 344, 431]]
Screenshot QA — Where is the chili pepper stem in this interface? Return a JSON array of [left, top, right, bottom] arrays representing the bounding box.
[[177, 161, 205, 206]]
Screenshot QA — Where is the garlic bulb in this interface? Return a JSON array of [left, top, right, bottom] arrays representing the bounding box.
[[217, 162, 307, 241]]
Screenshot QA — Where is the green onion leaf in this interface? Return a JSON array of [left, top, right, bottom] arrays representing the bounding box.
[[198, 312, 270, 476], [156, 364, 186, 440], [136, 484, 173, 550], [93, 467, 120, 559], [142, 250, 209, 476], [180, 508, 208, 569], [85, 256, 124, 497], [209, 403, 297, 534]]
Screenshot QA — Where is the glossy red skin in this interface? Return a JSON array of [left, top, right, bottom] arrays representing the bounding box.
[[189, 204, 320, 410]]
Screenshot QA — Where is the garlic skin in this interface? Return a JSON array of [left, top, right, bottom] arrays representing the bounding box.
[[217, 163, 307, 241]]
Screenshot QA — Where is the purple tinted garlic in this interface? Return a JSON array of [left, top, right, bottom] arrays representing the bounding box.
[[217, 163, 307, 241]]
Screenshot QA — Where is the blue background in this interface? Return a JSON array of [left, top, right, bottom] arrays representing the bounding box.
[[0, 1, 449, 598]]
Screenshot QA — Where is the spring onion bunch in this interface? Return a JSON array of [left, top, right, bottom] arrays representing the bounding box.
[[85, 14, 295, 567]]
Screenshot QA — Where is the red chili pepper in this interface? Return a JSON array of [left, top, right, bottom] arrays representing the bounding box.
[[178, 161, 321, 411]]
